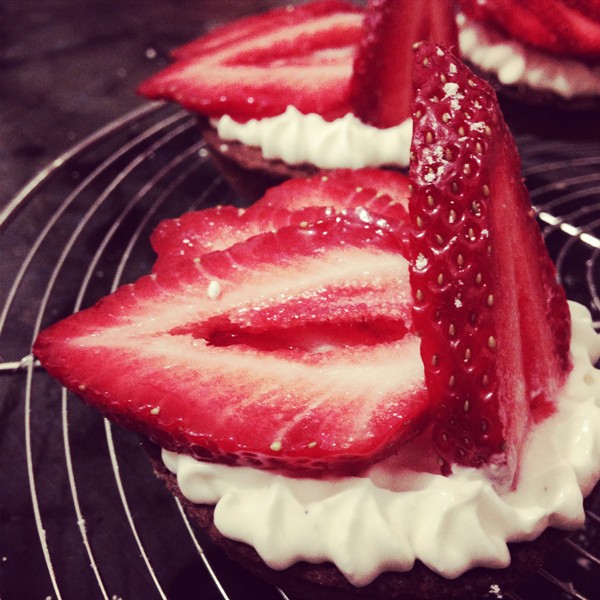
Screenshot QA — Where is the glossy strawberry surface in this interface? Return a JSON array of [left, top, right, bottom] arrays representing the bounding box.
[[350, 0, 458, 128], [408, 42, 572, 488], [137, 0, 363, 121], [34, 175, 428, 475], [151, 169, 411, 271]]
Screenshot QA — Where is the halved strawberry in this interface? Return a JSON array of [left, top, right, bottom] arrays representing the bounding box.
[[253, 168, 411, 215], [171, 0, 360, 60], [137, 0, 363, 121], [151, 168, 411, 272], [408, 43, 572, 488], [458, 0, 600, 59], [34, 210, 427, 475], [150, 204, 335, 272], [350, 0, 459, 128]]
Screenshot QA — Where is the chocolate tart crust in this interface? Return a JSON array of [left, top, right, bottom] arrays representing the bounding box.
[[200, 120, 319, 202]]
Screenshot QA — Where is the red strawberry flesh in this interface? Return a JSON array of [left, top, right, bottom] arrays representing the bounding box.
[[171, 0, 358, 59], [151, 169, 411, 272], [350, 0, 459, 128], [34, 209, 428, 475], [137, 0, 363, 121], [408, 43, 572, 488]]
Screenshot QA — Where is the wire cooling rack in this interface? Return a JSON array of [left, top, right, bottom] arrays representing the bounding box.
[[1, 102, 599, 600]]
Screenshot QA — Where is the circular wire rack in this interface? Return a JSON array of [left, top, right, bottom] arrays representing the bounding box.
[[1, 102, 600, 600]]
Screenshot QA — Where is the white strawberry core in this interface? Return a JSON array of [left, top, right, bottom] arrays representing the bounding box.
[[163, 302, 600, 585]]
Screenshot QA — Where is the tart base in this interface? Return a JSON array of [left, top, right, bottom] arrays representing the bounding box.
[[465, 64, 600, 141], [144, 440, 566, 600], [200, 119, 318, 202]]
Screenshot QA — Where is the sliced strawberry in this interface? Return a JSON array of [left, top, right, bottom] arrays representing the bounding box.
[[151, 204, 243, 268], [254, 168, 411, 216], [172, 0, 361, 60], [408, 43, 572, 488], [151, 169, 411, 272], [150, 204, 334, 272], [350, 0, 459, 128], [34, 211, 427, 475], [458, 0, 600, 59], [137, 1, 363, 121]]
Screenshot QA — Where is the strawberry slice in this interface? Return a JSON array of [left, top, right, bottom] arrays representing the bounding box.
[[171, 0, 360, 60], [150, 204, 335, 272], [350, 0, 459, 128], [34, 211, 427, 475], [137, 0, 363, 121], [458, 0, 600, 59], [254, 168, 411, 216], [408, 43, 572, 488], [151, 168, 411, 272]]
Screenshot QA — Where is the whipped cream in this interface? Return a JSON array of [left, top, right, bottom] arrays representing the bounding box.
[[457, 13, 600, 99], [163, 301, 600, 586], [214, 106, 412, 169]]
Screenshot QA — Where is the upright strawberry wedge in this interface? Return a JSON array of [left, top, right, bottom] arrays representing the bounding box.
[[408, 43, 572, 489], [33, 171, 429, 475], [350, 0, 458, 128]]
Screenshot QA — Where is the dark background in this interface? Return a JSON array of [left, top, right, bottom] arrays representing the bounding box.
[[0, 0, 297, 210]]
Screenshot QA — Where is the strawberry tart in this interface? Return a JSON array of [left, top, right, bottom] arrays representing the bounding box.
[[34, 44, 600, 599], [138, 0, 600, 202], [137, 0, 458, 200]]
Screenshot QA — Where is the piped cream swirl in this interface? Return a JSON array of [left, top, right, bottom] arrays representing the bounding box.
[[214, 106, 412, 169], [163, 302, 600, 586]]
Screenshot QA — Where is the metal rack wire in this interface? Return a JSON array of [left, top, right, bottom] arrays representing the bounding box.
[[0, 102, 599, 600]]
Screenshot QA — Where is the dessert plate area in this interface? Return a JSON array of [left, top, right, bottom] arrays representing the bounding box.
[[1, 102, 600, 600]]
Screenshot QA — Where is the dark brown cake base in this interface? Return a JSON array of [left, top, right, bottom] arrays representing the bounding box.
[[200, 120, 320, 202], [199, 88, 600, 205], [144, 441, 566, 600], [464, 64, 600, 141]]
